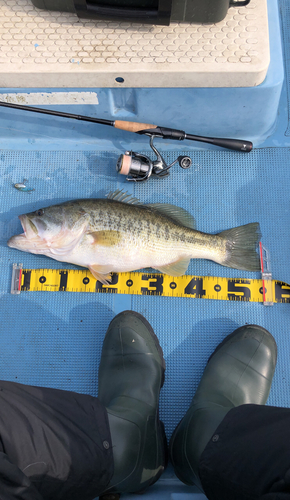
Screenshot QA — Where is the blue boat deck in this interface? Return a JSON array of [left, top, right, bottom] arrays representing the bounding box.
[[1, 1, 290, 498]]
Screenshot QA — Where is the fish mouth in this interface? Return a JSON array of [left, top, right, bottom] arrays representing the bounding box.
[[7, 215, 46, 252], [19, 214, 38, 238]]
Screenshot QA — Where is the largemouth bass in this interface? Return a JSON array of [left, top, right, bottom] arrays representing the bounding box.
[[8, 190, 261, 284]]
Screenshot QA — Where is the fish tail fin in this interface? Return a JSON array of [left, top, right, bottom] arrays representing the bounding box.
[[219, 222, 261, 271]]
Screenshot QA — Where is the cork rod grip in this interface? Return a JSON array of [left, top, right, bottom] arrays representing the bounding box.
[[114, 120, 157, 133]]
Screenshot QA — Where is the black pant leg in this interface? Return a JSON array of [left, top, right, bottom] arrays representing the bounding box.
[[199, 404, 290, 500], [0, 380, 114, 500], [0, 451, 45, 500]]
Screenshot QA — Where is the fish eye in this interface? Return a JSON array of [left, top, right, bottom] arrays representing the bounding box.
[[36, 209, 44, 216]]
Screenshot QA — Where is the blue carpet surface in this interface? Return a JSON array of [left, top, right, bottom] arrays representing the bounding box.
[[0, 146, 289, 440]]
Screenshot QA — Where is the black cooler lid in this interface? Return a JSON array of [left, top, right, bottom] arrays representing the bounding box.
[[74, 0, 172, 25]]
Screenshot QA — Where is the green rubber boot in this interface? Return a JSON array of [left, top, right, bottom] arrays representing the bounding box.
[[169, 324, 277, 489], [98, 310, 167, 495]]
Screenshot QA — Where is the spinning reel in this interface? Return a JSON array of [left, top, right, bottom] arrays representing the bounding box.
[[116, 136, 192, 181]]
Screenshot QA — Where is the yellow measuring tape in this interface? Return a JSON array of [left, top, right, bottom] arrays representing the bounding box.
[[11, 264, 290, 304]]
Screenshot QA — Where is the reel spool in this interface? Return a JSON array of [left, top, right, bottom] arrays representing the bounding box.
[[116, 136, 192, 181]]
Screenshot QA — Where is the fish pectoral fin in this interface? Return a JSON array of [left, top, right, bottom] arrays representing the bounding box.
[[88, 230, 121, 247], [156, 257, 191, 277], [89, 264, 113, 285]]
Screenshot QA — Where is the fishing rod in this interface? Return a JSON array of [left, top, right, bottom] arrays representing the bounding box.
[[0, 99, 253, 181]]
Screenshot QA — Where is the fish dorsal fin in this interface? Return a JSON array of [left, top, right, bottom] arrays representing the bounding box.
[[146, 203, 196, 229], [106, 189, 141, 205], [106, 190, 195, 228]]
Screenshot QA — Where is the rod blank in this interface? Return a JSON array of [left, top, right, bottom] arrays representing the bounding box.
[[0, 100, 253, 152]]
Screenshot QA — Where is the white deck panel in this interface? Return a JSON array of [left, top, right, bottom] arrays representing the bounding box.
[[0, 0, 269, 88]]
